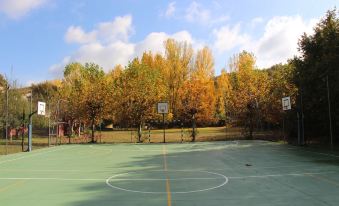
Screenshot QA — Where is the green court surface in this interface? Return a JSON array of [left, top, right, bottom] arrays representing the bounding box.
[[1, 141, 339, 206]]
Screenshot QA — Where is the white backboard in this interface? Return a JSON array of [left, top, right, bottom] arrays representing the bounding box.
[[38, 101, 46, 115], [157, 102, 168, 114], [282, 97, 291, 111]]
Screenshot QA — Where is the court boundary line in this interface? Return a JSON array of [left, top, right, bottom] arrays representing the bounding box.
[[133, 144, 145, 151], [1, 164, 336, 172], [0, 177, 223, 181], [1, 171, 333, 182], [0, 177, 105, 181], [0, 179, 26, 193], [228, 171, 335, 179], [306, 173, 339, 187], [0, 145, 78, 165]]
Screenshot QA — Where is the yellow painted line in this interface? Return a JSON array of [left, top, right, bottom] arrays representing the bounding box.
[[307, 174, 339, 187], [162, 145, 172, 206], [162, 145, 168, 171], [166, 179, 172, 204], [0, 180, 26, 193]]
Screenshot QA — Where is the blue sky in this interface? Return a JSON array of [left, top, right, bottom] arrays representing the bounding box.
[[0, 0, 337, 86]]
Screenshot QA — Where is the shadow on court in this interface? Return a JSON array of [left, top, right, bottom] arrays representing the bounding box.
[[1, 141, 339, 206], [67, 141, 339, 206]]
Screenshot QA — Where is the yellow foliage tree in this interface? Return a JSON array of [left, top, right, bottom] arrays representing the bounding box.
[[215, 69, 232, 124], [114, 58, 166, 142], [163, 39, 193, 118], [178, 46, 216, 129], [230, 51, 270, 138]]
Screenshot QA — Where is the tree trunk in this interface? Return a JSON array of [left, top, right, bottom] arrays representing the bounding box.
[[78, 122, 81, 137], [9, 129, 12, 142], [192, 114, 196, 142], [91, 118, 95, 143], [138, 124, 142, 143], [249, 114, 254, 140], [249, 119, 253, 140], [21, 124, 25, 151]]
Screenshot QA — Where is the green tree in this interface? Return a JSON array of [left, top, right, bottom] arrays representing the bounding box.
[[293, 9, 339, 142], [264, 63, 297, 125], [30, 81, 59, 128], [0, 74, 7, 135]]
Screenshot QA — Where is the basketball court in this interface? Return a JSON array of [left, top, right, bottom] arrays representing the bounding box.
[[1, 140, 339, 206]]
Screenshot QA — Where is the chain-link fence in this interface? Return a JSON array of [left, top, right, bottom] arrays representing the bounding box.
[[1, 116, 287, 155]]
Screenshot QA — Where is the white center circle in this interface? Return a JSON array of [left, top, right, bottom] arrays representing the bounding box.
[[106, 170, 228, 194]]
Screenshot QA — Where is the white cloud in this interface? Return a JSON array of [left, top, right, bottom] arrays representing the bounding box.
[[71, 41, 135, 70], [185, 1, 210, 24], [65, 15, 133, 45], [65, 26, 96, 44], [96, 15, 133, 43], [210, 15, 229, 25], [49, 56, 71, 78], [0, 0, 48, 19], [165, 2, 176, 18], [243, 15, 318, 68], [250, 17, 264, 28], [25, 80, 35, 86], [184, 1, 228, 25], [135, 30, 202, 58], [50, 15, 200, 77], [135, 32, 168, 57], [213, 15, 318, 68], [213, 24, 250, 53]]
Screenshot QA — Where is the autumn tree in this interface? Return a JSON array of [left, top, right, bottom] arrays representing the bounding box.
[[60, 62, 108, 141], [114, 58, 166, 142], [105, 64, 124, 126], [178, 47, 216, 140], [163, 39, 193, 119], [80, 63, 108, 142], [59, 62, 85, 136], [264, 63, 297, 125], [215, 69, 233, 125], [230, 51, 270, 139]]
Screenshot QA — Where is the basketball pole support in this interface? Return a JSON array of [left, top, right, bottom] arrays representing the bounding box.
[[163, 113, 166, 143], [326, 75, 333, 150], [28, 111, 37, 152]]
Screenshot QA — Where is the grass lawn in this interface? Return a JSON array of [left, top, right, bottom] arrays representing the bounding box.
[[99, 127, 246, 143], [1, 127, 281, 155]]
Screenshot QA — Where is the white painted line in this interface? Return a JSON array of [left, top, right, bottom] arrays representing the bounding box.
[[228, 171, 335, 179], [0, 169, 83, 172], [0, 146, 78, 165], [0, 177, 104, 181], [105, 170, 229, 194], [133, 145, 145, 151], [108, 177, 224, 181], [0, 177, 223, 182], [284, 146, 339, 158], [305, 151, 339, 158]]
